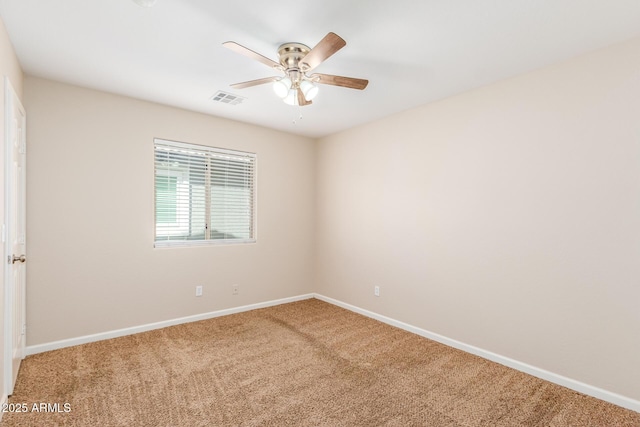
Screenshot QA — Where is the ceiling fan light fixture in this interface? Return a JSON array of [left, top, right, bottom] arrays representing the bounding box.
[[132, 0, 158, 7], [223, 33, 368, 109], [300, 80, 319, 101], [273, 77, 292, 98], [283, 89, 298, 106]]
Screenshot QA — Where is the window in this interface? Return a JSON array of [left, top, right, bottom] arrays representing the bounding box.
[[154, 139, 256, 247]]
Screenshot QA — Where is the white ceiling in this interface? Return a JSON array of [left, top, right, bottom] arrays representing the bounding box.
[[1, 0, 640, 138]]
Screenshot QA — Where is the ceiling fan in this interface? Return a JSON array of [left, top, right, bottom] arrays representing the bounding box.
[[223, 32, 368, 106]]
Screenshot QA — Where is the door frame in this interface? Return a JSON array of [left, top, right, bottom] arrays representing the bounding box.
[[3, 77, 27, 395]]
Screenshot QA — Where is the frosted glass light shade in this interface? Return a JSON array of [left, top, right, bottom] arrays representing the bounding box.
[[283, 89, 297, 106], [273, 78, 292, 98], [300, 80, 319, 100]]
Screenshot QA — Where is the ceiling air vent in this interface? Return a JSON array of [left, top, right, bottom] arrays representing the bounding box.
[[211, 91, 245, 105]]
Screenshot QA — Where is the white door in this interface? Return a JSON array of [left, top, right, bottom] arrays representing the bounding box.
[[4, 78, 26, 395]]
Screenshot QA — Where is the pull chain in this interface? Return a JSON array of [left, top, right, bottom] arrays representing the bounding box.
[[292, 107, 303, 125]]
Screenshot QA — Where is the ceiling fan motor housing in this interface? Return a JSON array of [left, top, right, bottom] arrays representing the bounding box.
[[278, 43, 313, 84], [278, 43, 310, 69]]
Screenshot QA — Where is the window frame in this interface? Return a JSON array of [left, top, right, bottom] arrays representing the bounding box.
[[153, 138, 257, 248]]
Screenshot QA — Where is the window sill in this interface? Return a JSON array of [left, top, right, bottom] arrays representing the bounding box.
[[154, 239, 256, 248]]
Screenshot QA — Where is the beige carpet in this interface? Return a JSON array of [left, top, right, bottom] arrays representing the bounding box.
[[1, 299, 638, 426]]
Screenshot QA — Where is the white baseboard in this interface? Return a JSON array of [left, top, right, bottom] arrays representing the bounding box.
[[26, 294, 314, 356], [313, 293, 640, 414]]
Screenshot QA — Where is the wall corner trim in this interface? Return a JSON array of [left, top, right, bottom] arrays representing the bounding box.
[[25, 294, 314, 356], [313, 293, 640, 414]]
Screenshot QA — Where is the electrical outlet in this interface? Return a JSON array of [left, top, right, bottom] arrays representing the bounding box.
[[232, 284, 239, 295], [374, 286, 380, 297], [195, 286, 203, 297]]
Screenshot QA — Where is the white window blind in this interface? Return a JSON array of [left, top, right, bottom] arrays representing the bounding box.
[[154, 139, 256, 247]]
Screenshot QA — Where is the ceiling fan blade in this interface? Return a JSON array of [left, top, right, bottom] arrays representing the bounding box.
[[297, 87, 312, 106], [311, 73, 369, 90], [299, 32, 346, 72], [230, 76, 279, 89], [223, 41, 281, 70]]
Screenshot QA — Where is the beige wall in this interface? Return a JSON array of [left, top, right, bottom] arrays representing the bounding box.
[[24, 77, 316, 345], [0, 15, 24, 401], [316, 37, 640, 400]]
